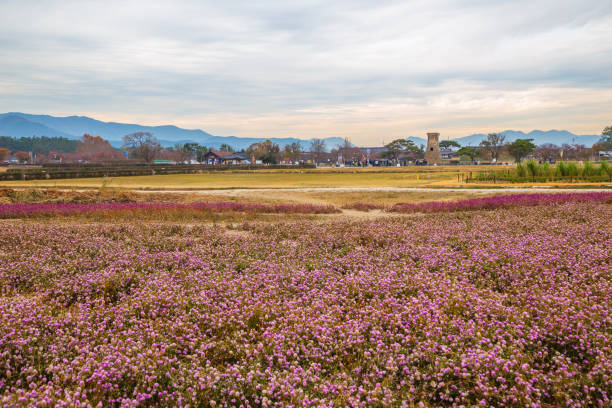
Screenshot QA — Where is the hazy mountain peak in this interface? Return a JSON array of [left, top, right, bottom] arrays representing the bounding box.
[[0, 112, 602, 149], [0, 112, 346, 150]]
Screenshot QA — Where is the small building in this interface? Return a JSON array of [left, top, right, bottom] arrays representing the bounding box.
[[440, 148, 458, 160], [598, 150, 612, 159], [203, 150, 250, 165]]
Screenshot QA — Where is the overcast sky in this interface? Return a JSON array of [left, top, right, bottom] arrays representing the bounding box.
[[1, 0, 611, 143]]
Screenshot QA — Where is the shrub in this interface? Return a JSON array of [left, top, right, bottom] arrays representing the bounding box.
[[540, 162, 552, 178], [525, 160, 539, 178], [582, 161, 595, 177], [600, 161, 612, 181], [555, 161, 568, 177], [516, 162, 526, 178]]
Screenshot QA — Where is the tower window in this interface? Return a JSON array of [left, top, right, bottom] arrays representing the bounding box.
[[430, 147, 434, 151]]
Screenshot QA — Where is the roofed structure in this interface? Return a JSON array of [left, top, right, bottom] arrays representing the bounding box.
[[203, 150, 249, 165]]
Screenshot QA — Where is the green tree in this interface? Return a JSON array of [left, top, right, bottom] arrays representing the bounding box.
[[457, 146, 479, 162], [193, 145, 208, 163], [439, 140, 461, 149], [219, 143, 235, 152], [595, 126, 612, 150], [383, 139, 420, 163], [0, 136, 78, 154], [508, 139, 536, 162]]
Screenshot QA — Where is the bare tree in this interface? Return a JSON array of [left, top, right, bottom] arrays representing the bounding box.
[[533, 143, 561, 162], [309, 139, 326, 167], [480, 133, 507, 161], [342, 137, 352, 154], [171, 143, 194, 164], [122, 132, 161, 164]]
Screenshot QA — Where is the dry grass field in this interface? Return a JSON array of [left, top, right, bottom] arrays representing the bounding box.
[[1, 165, 608, 215], [0, 186, 496, 208], [0, 165, 512, 189]]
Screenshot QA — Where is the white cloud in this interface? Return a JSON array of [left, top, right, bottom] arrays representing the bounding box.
[[0, 0, 611, 141]]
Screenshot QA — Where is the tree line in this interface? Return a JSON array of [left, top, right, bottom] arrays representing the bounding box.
[[2, 126, 611, 164], [0, 136, 78, 154]]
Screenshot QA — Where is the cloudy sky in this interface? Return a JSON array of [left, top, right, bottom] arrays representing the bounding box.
[[1, 0, 611, 143]]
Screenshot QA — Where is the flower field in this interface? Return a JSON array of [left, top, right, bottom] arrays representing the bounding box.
[[0, 201, 339, 220], [0, 200, 610, 407], [389, 192, 612, 213]]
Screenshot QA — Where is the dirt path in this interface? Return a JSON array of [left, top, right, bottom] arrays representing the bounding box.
[[108, 186, 611, 195]]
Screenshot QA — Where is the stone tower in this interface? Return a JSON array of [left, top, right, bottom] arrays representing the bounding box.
[[425, 132, 442, 165]]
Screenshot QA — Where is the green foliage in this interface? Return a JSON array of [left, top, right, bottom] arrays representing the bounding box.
[[596, 126, 612, 150], [555, 162, 568, 177], [508, 139, 536, 162], [526, 160, 539, 178], [540, 162, 552, 177], [383, 138, 421, 161], [470, 161, 610, 183], [439, 140, 461, 149], [0, 136, 78, 154], [599, 160, 610, 177], [516, 162, 526, 178], [457, 147, 478, 161], [567, 162, 579, 177], [219, 144, 235, 152]]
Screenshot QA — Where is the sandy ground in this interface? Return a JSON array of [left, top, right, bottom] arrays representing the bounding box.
[[131, 186, 611, 195]]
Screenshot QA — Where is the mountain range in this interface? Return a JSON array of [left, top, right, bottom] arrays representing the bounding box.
[[0, 113, 346, 150], [0, 112, 603, 150], [405, 129, 601, 149]]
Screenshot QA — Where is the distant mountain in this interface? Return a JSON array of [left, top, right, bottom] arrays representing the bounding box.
[[0, 112, 346, 150], [0, 112, 603, 149], [377, 130, 601, 149], [453, 130, 601, 147], [0, 114, 74, 139], [407, 137, 427, 147]]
